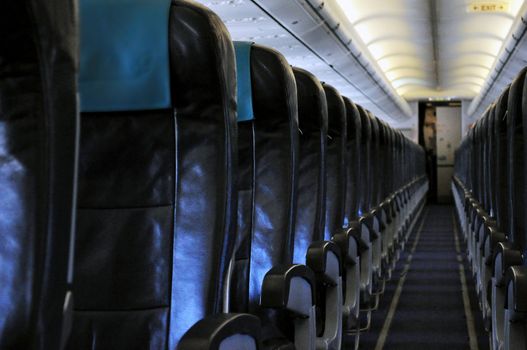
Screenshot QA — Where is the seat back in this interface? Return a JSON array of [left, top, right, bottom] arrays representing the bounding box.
[[494, 88, 510, 232], [369, 114, 380, 208], [323, 84, 347, 240], [0, 1, 78, 348], [487, 106, 496, 217], [292, 67, 328, 264], [69, 1, 238, 348], [507, 69, 527, 249], [476, 118, 485, 206], [384, 123, 395, 200], [469, 126, 479, 199], [479, 113, 489, 211], [230, 43, 299, 312], [343, 97, 362, 226], [357, 105, 372, 215]]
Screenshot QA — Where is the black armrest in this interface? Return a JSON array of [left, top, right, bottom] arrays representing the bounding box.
[[380, 200, 394, 223], [483, 225, 506, 265], [260, 264, 315, 318], [360, 213, 379, 241], [333, 227, 362, 261], [505, 266, 527, 314], [370, 206, 386, 231], [493, 242, 523, 286], [388, 194, 400, 215], [469, 202, 482, 231], [306, 241, 342, 285], [178, 313, 261, 350], [474, 210, 491, 243]]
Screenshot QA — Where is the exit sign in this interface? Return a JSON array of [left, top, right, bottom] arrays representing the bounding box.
[[468, 2, 509, 13]]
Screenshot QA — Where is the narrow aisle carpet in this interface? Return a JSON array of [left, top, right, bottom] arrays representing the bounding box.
[[351, 205, 489, 350]]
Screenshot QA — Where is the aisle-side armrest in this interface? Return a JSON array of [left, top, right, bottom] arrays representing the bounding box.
[[178, 313, 261, 350], [360, 213, 379, 241], [260, 264, 315, 318], [333, 228, 360, 263], [482, 225, 506, 265], [306, 241, 342, 285], [493, 242, 523, 286], [505, 266, 527, 317]]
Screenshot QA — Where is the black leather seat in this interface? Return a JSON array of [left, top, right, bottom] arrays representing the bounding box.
[[230, 42, 316, 350], [339, 97, 362, 331], [499, 68, 527, 350], [479, 93, 510, 329], [376, 120, 397, 273], [68, 2, 258, 349], [291, 67, 328, 267], [322, 83, 347, 241], [0, 1, 78, 349], [292, 69, 344, 350], [453, 68, 527, 350]]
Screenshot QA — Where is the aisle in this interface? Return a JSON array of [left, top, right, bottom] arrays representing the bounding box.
[[356, 205, 489, 350]]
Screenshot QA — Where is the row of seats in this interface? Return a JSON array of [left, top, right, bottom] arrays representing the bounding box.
[[453, 67, 527, 350], [0, 0, 428, 349]]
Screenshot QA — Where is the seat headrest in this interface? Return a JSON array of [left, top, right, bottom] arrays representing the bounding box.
[[250, 44, 297, 124], [496, 86, 509, 119], [369, 114, 379, 141], [356, 105, 371, 143], [79, 0, 171, 112], [508, 67, 527, 123], [234, 41, 255, 122], [323, 83, 346, 138], [343, 97, 361, 142], [293, 67, 327, 133]]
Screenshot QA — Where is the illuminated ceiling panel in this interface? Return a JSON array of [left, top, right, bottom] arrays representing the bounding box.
[[334, 0, 435, 98], [334, 0, 524, 100]]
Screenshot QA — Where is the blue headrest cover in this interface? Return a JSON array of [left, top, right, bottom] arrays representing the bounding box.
[[79, 0, 171, 112], [234, 41, 254, 122]]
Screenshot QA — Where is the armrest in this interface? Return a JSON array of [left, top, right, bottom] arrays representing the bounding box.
[[306, 241, 342, 285], [344, 222, 369, 254], [380, 200, 394, 223], [483, 225, 506, 265], [473, 210, 490, 244], [468, 203, 481, 231], [260, 264, 315, 318], [178, 313, 261, 350], [333, 228, 361, 262], [505, 266, 527, 314], [463, 192, 472, 214], [388, 194, 400, 215], [493, 242, 523, 286], [369, 206, 387, 231], [360, 213, 379, 241]]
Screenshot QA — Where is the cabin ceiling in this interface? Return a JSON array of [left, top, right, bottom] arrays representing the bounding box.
[[339, 0, 524, 100], [199, 0, 527, 123]]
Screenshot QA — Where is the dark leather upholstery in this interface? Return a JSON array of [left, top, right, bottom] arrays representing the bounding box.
[[357, 105, 372, 215], [229, 43, 299, 349], [507, 68, 527, 249], [68, 1, 238, 349], [479, 113, 489, 212], [369, 114, 380, 208], [241, 44, 298, 311], [486, 106, 496, 216], [323, 84, 347, 240], [343, 97, 362, 225], [494, 87, 509, 232], [292, 67, 328, 264], [0, 1, 78, 349]]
